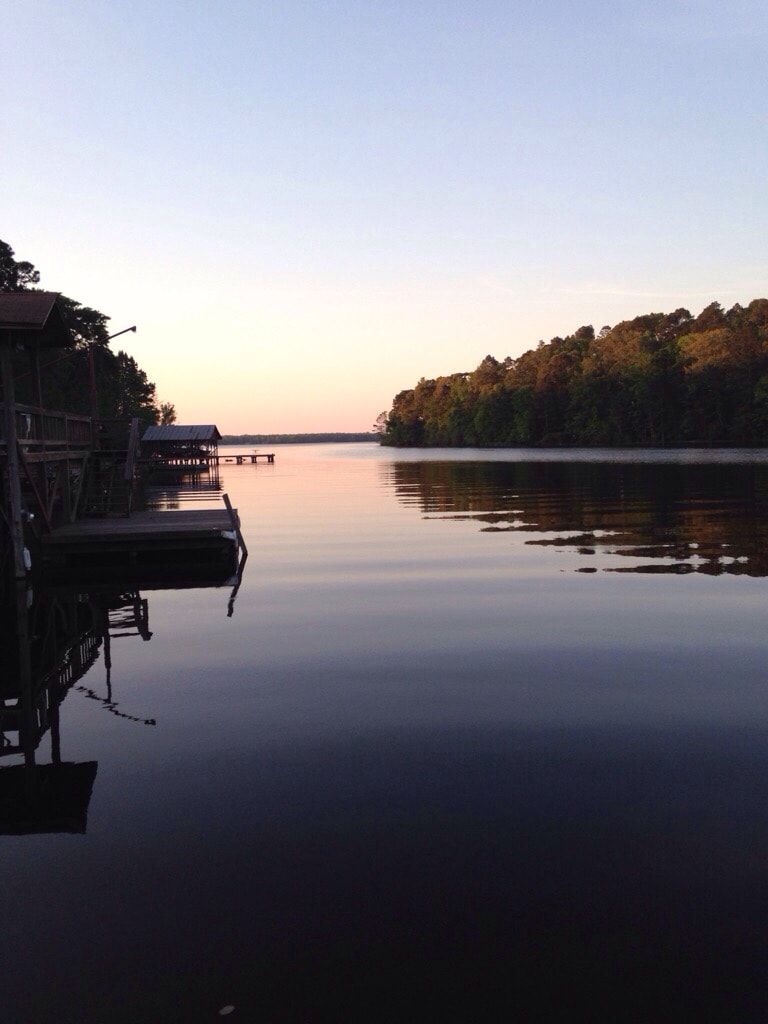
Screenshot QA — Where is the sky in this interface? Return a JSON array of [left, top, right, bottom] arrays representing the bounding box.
[[3, 0, 767, 433]]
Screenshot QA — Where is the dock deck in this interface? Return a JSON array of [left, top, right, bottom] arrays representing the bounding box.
[[42, 508, 240, 570]]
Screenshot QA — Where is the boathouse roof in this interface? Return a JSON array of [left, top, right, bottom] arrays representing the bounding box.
[[142, 424, 221, 443], [0, 291, 74, 348]]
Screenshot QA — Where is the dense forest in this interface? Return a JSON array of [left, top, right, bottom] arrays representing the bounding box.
[[382, 300, 768, 447], [0, 239, 174, 427]]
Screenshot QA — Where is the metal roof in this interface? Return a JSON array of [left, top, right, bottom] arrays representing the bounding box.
[[142, 424, 221, 443], [0, 291, 74, 347]]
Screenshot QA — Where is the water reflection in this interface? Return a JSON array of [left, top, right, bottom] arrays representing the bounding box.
[[386, 458, 768, 575], [71, 590, 156, 724], [2, 446, 767, 1021], [143, 469, 222, 510], [0, 556, 246, 834], [1, 582, 104, 834]]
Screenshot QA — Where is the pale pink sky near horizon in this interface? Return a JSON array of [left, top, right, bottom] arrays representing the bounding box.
[[4, 1, 766, 433]]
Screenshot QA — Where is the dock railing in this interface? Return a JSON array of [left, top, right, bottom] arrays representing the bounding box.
[[0, 402, 93, 451]]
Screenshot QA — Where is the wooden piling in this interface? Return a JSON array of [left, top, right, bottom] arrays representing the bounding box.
[[1, 340, 27, 578]]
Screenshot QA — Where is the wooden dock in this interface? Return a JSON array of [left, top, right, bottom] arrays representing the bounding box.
[[219, 453, 275, 464], [41, 508, 240, 571]]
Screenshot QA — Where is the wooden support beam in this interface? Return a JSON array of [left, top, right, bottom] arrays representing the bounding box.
[[1, 340, 27, 577], [125, 418, 140, 482], [18, 449, 91, 463], [69, 453, 88, 522], [222, 492, 248, 557], [17, 443, 53, 532], [61, 452, 72, 522], [46, 462, 63, 523]]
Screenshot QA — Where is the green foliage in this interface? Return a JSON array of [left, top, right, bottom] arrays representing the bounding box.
[[381, 301, 768, 446], [1, 238, 165, 425], [159, 402, 177, 425], [57, 295, 110, 347], [113, 351, 159, 426], [0, 240, 40, 291]]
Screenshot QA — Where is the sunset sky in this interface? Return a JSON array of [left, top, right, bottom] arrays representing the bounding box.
[[4, 0, 766, 433]]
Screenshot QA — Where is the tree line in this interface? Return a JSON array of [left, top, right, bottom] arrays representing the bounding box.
[[222, 432, 376, 444], [1, 239, 175, 428], [382, 300, 768, 446]]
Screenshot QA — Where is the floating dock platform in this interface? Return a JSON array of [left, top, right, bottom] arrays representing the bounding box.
[[41, 508, 240, 574]]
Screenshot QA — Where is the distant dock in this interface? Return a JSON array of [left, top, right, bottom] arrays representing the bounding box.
[[219, 453, 275, 464]]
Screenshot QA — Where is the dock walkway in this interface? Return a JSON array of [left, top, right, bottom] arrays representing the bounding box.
[[42, 508, 239, 567], [219, 453, 275, 464]]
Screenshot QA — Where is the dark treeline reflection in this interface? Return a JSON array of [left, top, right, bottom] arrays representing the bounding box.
[[386, 458, 768, 575]]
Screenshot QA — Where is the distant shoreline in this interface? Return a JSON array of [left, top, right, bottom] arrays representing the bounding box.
[[378, 439, 768, 450], [220, 433, 378, 445]]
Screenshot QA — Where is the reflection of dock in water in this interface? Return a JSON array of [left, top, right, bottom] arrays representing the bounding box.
[[0, 761, 98, 835], [0, 551, 247, 833], [0, 583, 105, 834]]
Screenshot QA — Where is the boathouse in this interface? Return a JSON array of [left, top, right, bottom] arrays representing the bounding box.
[[141, 423, 221, 472], [1, 296, 243, 591], [0, 292, 90, 581]]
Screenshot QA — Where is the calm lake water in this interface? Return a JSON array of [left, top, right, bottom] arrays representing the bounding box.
[[3, 443, 768, 1022]]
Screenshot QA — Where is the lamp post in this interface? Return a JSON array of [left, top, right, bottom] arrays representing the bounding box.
[[88, 325, 137, 425]]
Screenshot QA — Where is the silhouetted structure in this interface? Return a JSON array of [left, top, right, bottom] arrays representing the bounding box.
[[0, 293, 90, 581], [142, 423, 221, 474], [1, 309, 242, 592]]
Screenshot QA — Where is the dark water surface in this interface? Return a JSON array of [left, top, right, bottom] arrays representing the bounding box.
[[3, 445, 768, 1022]]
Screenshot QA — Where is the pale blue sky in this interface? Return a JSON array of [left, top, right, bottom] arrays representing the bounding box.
[[3, 0, 766, 431]]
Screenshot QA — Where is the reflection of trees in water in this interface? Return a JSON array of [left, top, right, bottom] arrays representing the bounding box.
[[385, 460, 768, 576]]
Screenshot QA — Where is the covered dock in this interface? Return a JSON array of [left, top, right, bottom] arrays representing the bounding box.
[[142, 423, 221, 474], [2, 299, 248, 591]]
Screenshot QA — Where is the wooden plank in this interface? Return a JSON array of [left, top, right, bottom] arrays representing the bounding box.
[[17, 450, 91, 463], [44, 508, 235, 543]]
